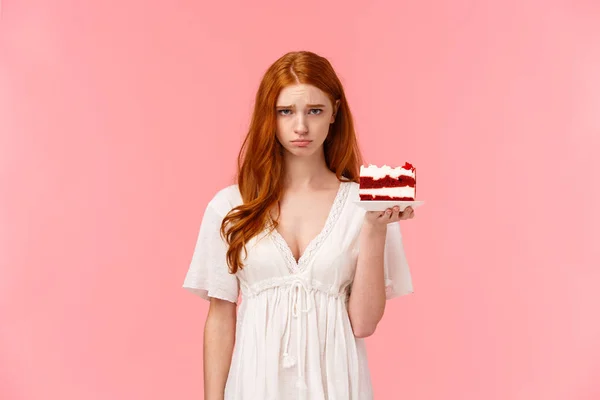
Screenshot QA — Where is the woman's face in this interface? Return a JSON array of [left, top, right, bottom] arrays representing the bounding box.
[[275, 84, 339, 157]]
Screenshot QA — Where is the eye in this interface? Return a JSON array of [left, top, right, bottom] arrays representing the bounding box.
[[277, 108, 324, 116]]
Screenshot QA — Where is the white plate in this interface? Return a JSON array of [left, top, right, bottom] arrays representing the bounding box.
[[353, 200, 424, 212]]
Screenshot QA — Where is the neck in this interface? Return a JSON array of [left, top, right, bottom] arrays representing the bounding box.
[[282, 149, 335, 190]]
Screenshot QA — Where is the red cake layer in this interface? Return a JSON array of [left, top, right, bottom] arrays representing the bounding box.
[[359, 194, 415, 201], [359, 175, 416, 189]]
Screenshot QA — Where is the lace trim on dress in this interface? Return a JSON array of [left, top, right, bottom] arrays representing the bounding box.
[[268, 181, 351, 274]]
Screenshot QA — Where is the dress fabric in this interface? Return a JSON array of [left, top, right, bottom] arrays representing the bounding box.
[[183, 181, 413, 400]]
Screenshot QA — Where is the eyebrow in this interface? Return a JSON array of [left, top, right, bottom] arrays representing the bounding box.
[[276, 104, 326, 109]]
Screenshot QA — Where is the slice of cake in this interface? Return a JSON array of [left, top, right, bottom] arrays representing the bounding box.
[[359, 162, 417, 201]]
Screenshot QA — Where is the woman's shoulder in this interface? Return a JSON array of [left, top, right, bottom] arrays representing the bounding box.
[[345, 180, 359, 192], [342, 180, 367, 216], [344, 180, 360, 203], [206, 184, 242, 217]]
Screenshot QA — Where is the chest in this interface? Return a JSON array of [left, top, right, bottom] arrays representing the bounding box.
[[272, 189, 339, 262]]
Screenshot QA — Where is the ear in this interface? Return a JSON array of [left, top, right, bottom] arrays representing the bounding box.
[[331, 99, 340, 123]]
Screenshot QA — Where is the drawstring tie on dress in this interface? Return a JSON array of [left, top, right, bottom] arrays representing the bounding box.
[[281, 278, 313, 394]]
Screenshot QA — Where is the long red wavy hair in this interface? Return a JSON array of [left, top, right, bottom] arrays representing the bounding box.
[[221, 51, 363, 273]]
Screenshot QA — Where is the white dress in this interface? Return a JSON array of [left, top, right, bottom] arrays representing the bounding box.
[[183, 181, 413, 400]]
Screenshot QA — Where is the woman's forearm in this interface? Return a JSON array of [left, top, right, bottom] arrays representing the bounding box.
[[347, 221, 387, 338], [203, 298, 236, 400]]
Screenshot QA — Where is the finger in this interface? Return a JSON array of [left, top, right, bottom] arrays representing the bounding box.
[[367, 211, 384, 221], [406, 206, 414, 218], [371, 210, 385, 218], [401, 206, 413, 219], [395, 207, 404, 220], [385, 208, 393, 219]]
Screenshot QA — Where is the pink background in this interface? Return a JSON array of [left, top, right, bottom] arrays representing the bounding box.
[[1, 0, 599, 399]]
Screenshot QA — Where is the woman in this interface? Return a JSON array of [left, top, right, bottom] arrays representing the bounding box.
[[183, 50, 415, 400]]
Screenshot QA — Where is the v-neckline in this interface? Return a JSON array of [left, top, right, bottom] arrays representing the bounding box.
[[269, 180, 350, 274]]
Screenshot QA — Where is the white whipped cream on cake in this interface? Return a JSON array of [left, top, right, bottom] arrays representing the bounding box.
[[359, 164, 416, 179]]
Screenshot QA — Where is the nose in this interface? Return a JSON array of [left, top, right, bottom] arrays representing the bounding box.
[[293, 115, 308, 135]]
